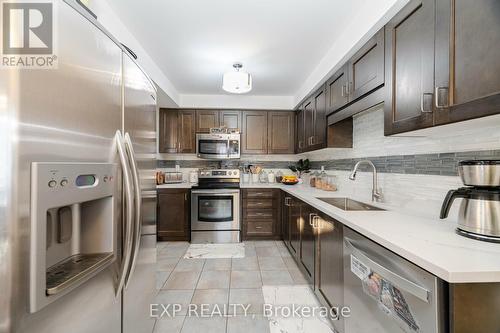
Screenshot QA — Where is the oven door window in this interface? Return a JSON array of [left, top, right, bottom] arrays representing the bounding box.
[[198, 140, 228, 156], [197, 196, 233, 222]]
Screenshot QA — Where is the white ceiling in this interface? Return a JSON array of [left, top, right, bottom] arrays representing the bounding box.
[[106, 0, 368, 97]]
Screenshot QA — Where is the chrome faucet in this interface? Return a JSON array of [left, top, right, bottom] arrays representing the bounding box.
[[349, 160, 382, 202]]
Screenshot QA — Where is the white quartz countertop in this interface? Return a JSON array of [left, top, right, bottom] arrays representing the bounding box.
[[157, 181, 500, 283], [156, 182, 194, 189]]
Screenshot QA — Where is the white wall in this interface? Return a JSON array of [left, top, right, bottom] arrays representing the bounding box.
[[294, 0, 410, 106], [89, 0, 180, 106], [179, 94, 295, 110]]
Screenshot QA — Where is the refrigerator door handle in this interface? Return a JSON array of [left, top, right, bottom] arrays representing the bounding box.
[[124, 132, 142, 288], [115, 131, 135, 297]]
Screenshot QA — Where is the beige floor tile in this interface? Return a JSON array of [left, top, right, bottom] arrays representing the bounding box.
[[155, 290, 195, 315], [226, 315, 270, 333], [261, 270, 294, 286], [190, 289, 229, 313], [288, 268, 310, 285], [157, 257, 180, 271], [230, 270, 262, 288], [180, 316, 227, 333], [282, 256, 300, 270], [228, 288, 265, 314], [164, 271, 201, 290], [255, 246, 281, 257], [154, 316, 185, 333], [174, 259, 205, 272], [203, 258, 232, 271], [258, 256, 287, 271], [253, 240, 278, 248], [231, 257, 259, 271], [156, 271, 171, 290], [196, 270, 230, 289]]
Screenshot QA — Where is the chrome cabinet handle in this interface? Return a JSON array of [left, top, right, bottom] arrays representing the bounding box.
[[298, 141, 303, 149], [114, 131, 134, 297], [420, 93, 433, 113], [312, 215, 321, 229], [344, 238, 430, 303], [284, 197, 291, 206], [124, 133, 142, 289], [341, 84, 346, 97], [435, 86, 449, 109], [255, 226, 263, 229], [308, 213, 316, 226]]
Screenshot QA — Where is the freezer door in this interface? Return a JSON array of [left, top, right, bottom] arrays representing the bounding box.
[[122, 54, 157, 333], [0, 1, 124, 332]]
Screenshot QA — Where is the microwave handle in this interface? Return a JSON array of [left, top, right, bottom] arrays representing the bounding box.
[[345, 237, 430, 303]]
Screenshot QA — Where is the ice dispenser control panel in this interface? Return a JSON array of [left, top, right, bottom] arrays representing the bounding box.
[[30, 162, 117, 313]]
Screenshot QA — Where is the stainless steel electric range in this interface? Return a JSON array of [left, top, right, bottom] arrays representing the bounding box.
[[190, 169, 241, 243]]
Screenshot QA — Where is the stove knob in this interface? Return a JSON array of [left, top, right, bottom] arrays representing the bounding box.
[[228, 171, 232, 175]]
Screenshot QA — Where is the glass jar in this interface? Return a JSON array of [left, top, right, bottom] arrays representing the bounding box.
[[268, 170, 276, 183], [259, 171, 268, 183], [316, 166, 327, 190], [275, 170, 283, 183], [323, 175, 337, 191], [309, 170, 319, 187]]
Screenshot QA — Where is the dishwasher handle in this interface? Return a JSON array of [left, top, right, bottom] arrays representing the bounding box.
[[345, 238, 430, 303]]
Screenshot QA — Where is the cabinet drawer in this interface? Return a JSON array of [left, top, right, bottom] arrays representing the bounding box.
[[245, 209, 275, 219], [246, 221, 273, 234], [245, 199, 274, 209], [243, 189, 275, 198]]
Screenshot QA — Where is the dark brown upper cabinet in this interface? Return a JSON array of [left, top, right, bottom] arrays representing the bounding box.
[[159, 108, 179, 153], [347, 28, 385, 101], [296, 108, 306, 153], [268, 111, 295, 154], [384, 0, 436, 135], [159, 108, 195, 153], [241, 110, 268, 154], [303, 98, 315, 149], [196, 110, 219, 133], [434, 0, 500, 125], [326, 65, 349, 114], [296, 85, 327, 153], [220, 110, 242, 131], [178, 110, 196, 153], [311, 87, 327, 149]]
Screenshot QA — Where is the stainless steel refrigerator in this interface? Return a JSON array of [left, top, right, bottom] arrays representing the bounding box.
[[0, 1, 157, 332]]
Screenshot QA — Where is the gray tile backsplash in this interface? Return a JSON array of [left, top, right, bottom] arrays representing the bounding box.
[[157, 149, 500, 176]]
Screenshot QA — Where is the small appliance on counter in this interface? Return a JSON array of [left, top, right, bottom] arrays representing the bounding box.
[[155, 171, 183, 184], [440, 160, 500, 242]]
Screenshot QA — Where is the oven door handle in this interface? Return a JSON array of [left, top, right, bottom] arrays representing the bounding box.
[[191, 189, 240, 195]]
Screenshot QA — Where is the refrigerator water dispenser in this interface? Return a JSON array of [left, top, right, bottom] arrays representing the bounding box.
[[30, 162, 118, 313]]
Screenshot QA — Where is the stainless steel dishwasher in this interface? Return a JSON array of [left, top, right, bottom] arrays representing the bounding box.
[[343, 227, 447, 333]]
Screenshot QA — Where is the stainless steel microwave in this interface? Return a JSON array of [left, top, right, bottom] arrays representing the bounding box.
[[196, 133, 240, 159]]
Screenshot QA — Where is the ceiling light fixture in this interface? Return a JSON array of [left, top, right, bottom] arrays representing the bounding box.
[[222, 63, 252, 94]]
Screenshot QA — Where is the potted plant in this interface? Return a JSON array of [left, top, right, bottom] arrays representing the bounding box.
[[289, 159, 311, 179]]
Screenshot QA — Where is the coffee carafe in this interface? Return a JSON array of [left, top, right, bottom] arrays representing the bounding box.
[[440, 160, 500, 242]]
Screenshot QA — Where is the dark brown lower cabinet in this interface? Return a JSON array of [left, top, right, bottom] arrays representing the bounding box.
[[242, 189, 281, 240], [157, 189, 190, 241], [300, 204, 316, 283], [315, 213, 344, 331], [289, 197, 301, 257]]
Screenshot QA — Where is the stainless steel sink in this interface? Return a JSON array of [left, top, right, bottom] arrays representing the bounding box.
[[317, 197, 385, 211]]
